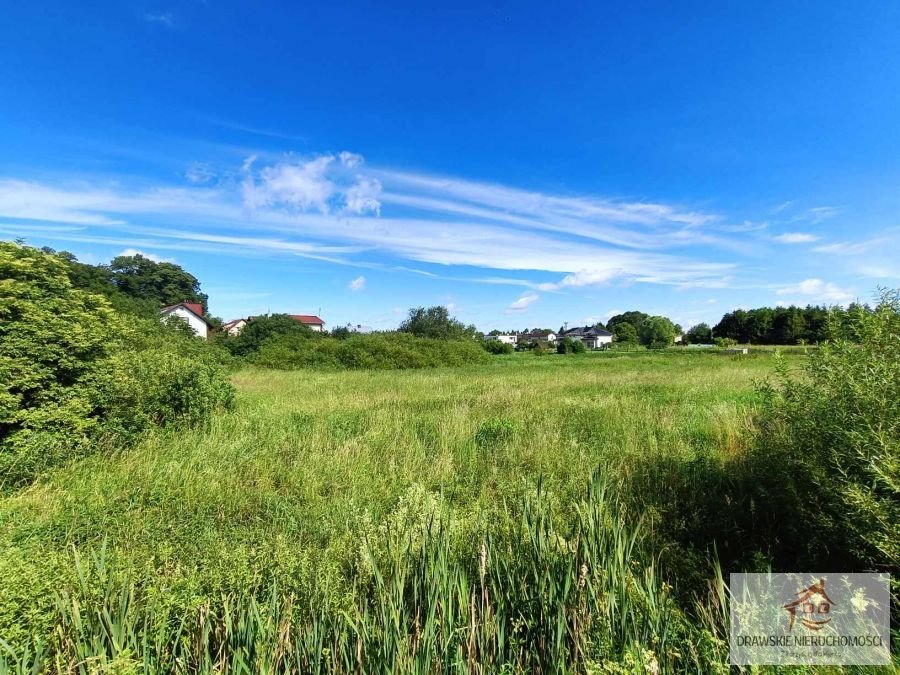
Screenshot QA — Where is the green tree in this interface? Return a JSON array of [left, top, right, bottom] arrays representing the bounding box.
[[606, 311, 648, 334], [638, 316, 677, 349], [110, 254, 207, 310], [612, 322, 639, 344], [685, 322, 713, 344], [398, 306, 476, 340]]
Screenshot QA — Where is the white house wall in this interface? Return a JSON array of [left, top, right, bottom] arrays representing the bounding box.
[[163, 307, 209, 339]]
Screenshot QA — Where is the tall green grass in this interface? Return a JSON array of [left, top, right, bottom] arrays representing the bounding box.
[[1, 476, 728, 673], [1, 352, 892, 672]]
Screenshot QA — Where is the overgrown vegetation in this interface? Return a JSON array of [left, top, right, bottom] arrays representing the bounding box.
[[2, 242, 898, 671], [755, 289, 900, 572], [0, 243, 234, 489], [254, 331, 489, 370]]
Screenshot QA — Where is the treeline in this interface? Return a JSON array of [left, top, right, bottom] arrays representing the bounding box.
[[710, 303, 871, 345]]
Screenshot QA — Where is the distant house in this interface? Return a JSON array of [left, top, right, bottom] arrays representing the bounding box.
[[222, 318, 248, 336], [559, 326, 613, 350], [518, 330, 557, 345], [289, 314, 325, 332], [346, 323, 373, 334], [674, 334, 684, 344], [485, 334, 518, 346], [160, 302, 213, 340]]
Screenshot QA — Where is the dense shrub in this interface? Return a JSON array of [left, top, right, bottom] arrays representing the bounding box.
[[756, 290, 900, 572], [253, 332, 489, 370], [556, 337, 586, 354], [482, 339, 514, 354], [219, 313, 316, 357], [0, 243, 234, 488]]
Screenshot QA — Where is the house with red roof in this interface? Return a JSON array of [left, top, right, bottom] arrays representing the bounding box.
[[288, 314, 325, 332], [160, 301, 214, 340]]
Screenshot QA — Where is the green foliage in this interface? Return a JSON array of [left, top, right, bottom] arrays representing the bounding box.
[[712, 303, 863, 344], [110, 253, 207, 310], [0, 477, 720, 673], [253, 332, 489, 370], [398, 306, 477, 340], [756, 289, 900, 571], [685, 322, 713, 344], [606, 311, 649, 334], [0, 243, 233, 489], [713, 336, 737, 348], [482, 339, 514, 354], [612, 322, 639, 344], [638, 315, 677, 349], [220, 314, 316, 357]]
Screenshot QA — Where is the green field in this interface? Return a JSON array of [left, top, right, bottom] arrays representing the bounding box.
[[1, 352, 791, 672]]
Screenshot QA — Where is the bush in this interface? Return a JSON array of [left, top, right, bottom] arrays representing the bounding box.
[[253, 332, 489, 370], [220, 314, 316, 357], [756, 290, 900, 572], [482, 339, 514, 355], [0, 243, 234, 489]]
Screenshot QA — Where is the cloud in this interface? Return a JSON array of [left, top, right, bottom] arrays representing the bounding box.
[[771, 201, 793, 214], [344, 176, 382, 215], [537, 268, 623, 291], [143, 12, 174, 27], [793, 206, 839, 224], [774, 232, 819, 244], [775, 278, 854, 304], [243, 155, 336, 213], [117, 248, 176, 263], [348, 275, 365, 291], [505, 292, 539, 313], [339, 151, 364, 168], [242, 154, 381, 215], [0, 149, 795, 296], [185, 162, 216, 185]]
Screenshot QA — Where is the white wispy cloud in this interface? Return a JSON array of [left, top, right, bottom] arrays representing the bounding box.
[[505, 292, 540, 313], [771, 201, 793, 214], [185, 162, 216, 185], [348, 275, 366, 291], [144, 12, 174, 27], [774, 232, 819, 244], [793, 206, 839, 224], [775, 278, 854, 304], [0, 152, 781, 295]]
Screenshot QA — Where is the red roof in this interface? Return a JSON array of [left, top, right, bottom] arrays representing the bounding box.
[[161, 302, 212, 325], [289, 314, 325, 325]]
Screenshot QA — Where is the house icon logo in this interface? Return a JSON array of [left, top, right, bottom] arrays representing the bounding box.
[[783, 578, 834, 631]]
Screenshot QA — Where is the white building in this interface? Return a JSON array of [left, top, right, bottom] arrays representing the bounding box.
[[160, 302, 213, 340], [519, 330, 557, 345], [222, 318, 248, 336], [289, 314, 325, 332], [485, 334, 518, 345]]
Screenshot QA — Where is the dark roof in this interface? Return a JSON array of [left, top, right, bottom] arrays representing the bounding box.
[[561, 326, 612, 338]]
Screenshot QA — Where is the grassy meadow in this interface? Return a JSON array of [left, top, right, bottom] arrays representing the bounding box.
[[0, 350, 888, 672]]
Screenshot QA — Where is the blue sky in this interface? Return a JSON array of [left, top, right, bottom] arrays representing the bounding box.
[[2, 1, 899, 331]]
